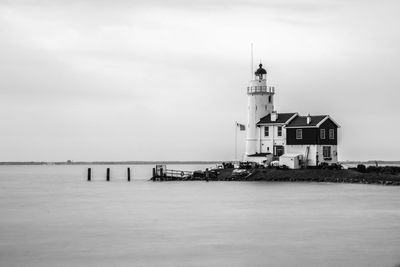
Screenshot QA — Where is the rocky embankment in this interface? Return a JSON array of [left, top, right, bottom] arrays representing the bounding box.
[[213, 168, 400, 185]]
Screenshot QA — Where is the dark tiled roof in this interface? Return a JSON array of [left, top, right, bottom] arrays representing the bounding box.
[[257, 113, 297, 125], [285, 115, 328, 128]]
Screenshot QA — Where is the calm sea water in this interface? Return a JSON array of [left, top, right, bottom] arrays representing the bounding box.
[[0, 165, 400, 267]]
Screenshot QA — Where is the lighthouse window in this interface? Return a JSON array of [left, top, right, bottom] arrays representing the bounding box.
[[277, 126, 282, 137], [268, 95, 272, 103], [296, 129, 302, 139], [320, 129, 326, 139], [264, 126, 269, 137], [329, 129, 335, 139]]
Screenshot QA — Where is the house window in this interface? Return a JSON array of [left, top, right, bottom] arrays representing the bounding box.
[[320, 129, 326, 139], [329, 129, 335, 139], [277, 126, 282, 137], [296, 129, 302, 139], [323, 146, 331, 158], [264, 126, 269, 137]]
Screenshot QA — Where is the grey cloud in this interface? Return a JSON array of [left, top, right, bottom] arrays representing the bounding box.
[[0, 0, 350, 13]]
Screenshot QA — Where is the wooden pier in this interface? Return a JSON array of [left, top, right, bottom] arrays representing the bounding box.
[[152, 165, 194, 181]]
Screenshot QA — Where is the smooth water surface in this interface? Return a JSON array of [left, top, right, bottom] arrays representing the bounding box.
[[0, 165, 399, 267]]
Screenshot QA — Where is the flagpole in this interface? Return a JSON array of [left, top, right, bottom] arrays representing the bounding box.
[[235, 121, 237, 162]]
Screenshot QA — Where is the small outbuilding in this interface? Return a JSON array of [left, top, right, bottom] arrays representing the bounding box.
[[279, 153, 303, 169]]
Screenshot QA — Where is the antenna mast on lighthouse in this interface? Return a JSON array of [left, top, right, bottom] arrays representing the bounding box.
[[251, 43, 254, 80]]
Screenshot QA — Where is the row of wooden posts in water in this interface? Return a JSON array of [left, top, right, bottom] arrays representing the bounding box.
[[86, 166, 191, 181], [87, 167, 131, 182]]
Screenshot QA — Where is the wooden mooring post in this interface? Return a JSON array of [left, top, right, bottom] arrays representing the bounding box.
[[152, 168, 156, 181], [106, 168, 110, 181], [87, 168, 91, 181], [86, 167, 134, 182]]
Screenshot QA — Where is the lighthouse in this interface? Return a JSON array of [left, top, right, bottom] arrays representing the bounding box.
[[245, 63, 275, 157], [243, 62, 340, 167]]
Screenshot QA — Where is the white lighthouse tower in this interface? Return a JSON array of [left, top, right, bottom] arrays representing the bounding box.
[[245, 63, 275, 157]]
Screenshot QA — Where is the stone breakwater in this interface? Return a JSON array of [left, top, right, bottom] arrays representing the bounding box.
[[153, 168, 400, 185], [243, 169, 400, 185]]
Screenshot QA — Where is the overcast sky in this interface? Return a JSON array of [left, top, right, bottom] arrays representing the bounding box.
[[1, 0, 399, 161]]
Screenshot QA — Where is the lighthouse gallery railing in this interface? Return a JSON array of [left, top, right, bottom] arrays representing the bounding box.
[[247, 86, 275, 94]]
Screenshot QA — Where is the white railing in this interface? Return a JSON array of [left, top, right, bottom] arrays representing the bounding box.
[[247, 86, 275, 94], [164, 169, 193, 178]]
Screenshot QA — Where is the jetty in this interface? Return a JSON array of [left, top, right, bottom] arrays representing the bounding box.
[[151, 165, 194, 181], [150, 163, 400, 185]]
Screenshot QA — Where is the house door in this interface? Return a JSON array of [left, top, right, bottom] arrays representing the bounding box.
[[274, 146, 284, 157]]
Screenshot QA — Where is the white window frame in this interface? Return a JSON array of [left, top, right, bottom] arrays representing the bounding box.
[[277, 126, 282, 137], [264, 126, 269, 137], [296, 129, 302, 139], [320, 129, 325, 139], [329, 129, 334, 139], [323, 146, 331, 158]]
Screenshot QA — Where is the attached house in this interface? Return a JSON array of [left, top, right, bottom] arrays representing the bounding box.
[[252, 112, 340, 167], [285, 114, 340, 166], [256, 112, 297, 157]]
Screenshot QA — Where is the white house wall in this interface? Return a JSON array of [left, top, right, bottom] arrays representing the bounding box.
[[317, 145, 338, 165], [259, 125, 286, 153], [286, 144, 338, 166], [286, 145, 318, 166]]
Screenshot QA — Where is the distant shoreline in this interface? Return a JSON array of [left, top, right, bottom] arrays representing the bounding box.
[[0, 161, 224, 166], [0, 160, 400, 166], [341, 161, 400, 165], [0, 160, 399, 166]]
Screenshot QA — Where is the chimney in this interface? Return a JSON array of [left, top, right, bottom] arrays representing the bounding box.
[[271, 111, 278, 122], [306, 114, 312, 125]]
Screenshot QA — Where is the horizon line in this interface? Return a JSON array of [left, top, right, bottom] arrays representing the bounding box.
[[1, 160, 400, 165]]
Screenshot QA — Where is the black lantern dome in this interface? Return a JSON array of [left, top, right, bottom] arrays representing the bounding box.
[[255, 64, 267, 78]]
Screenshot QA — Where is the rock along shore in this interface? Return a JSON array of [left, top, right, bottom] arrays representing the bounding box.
[[154, 168, 400, 186], [242, 168, 400, 185]]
